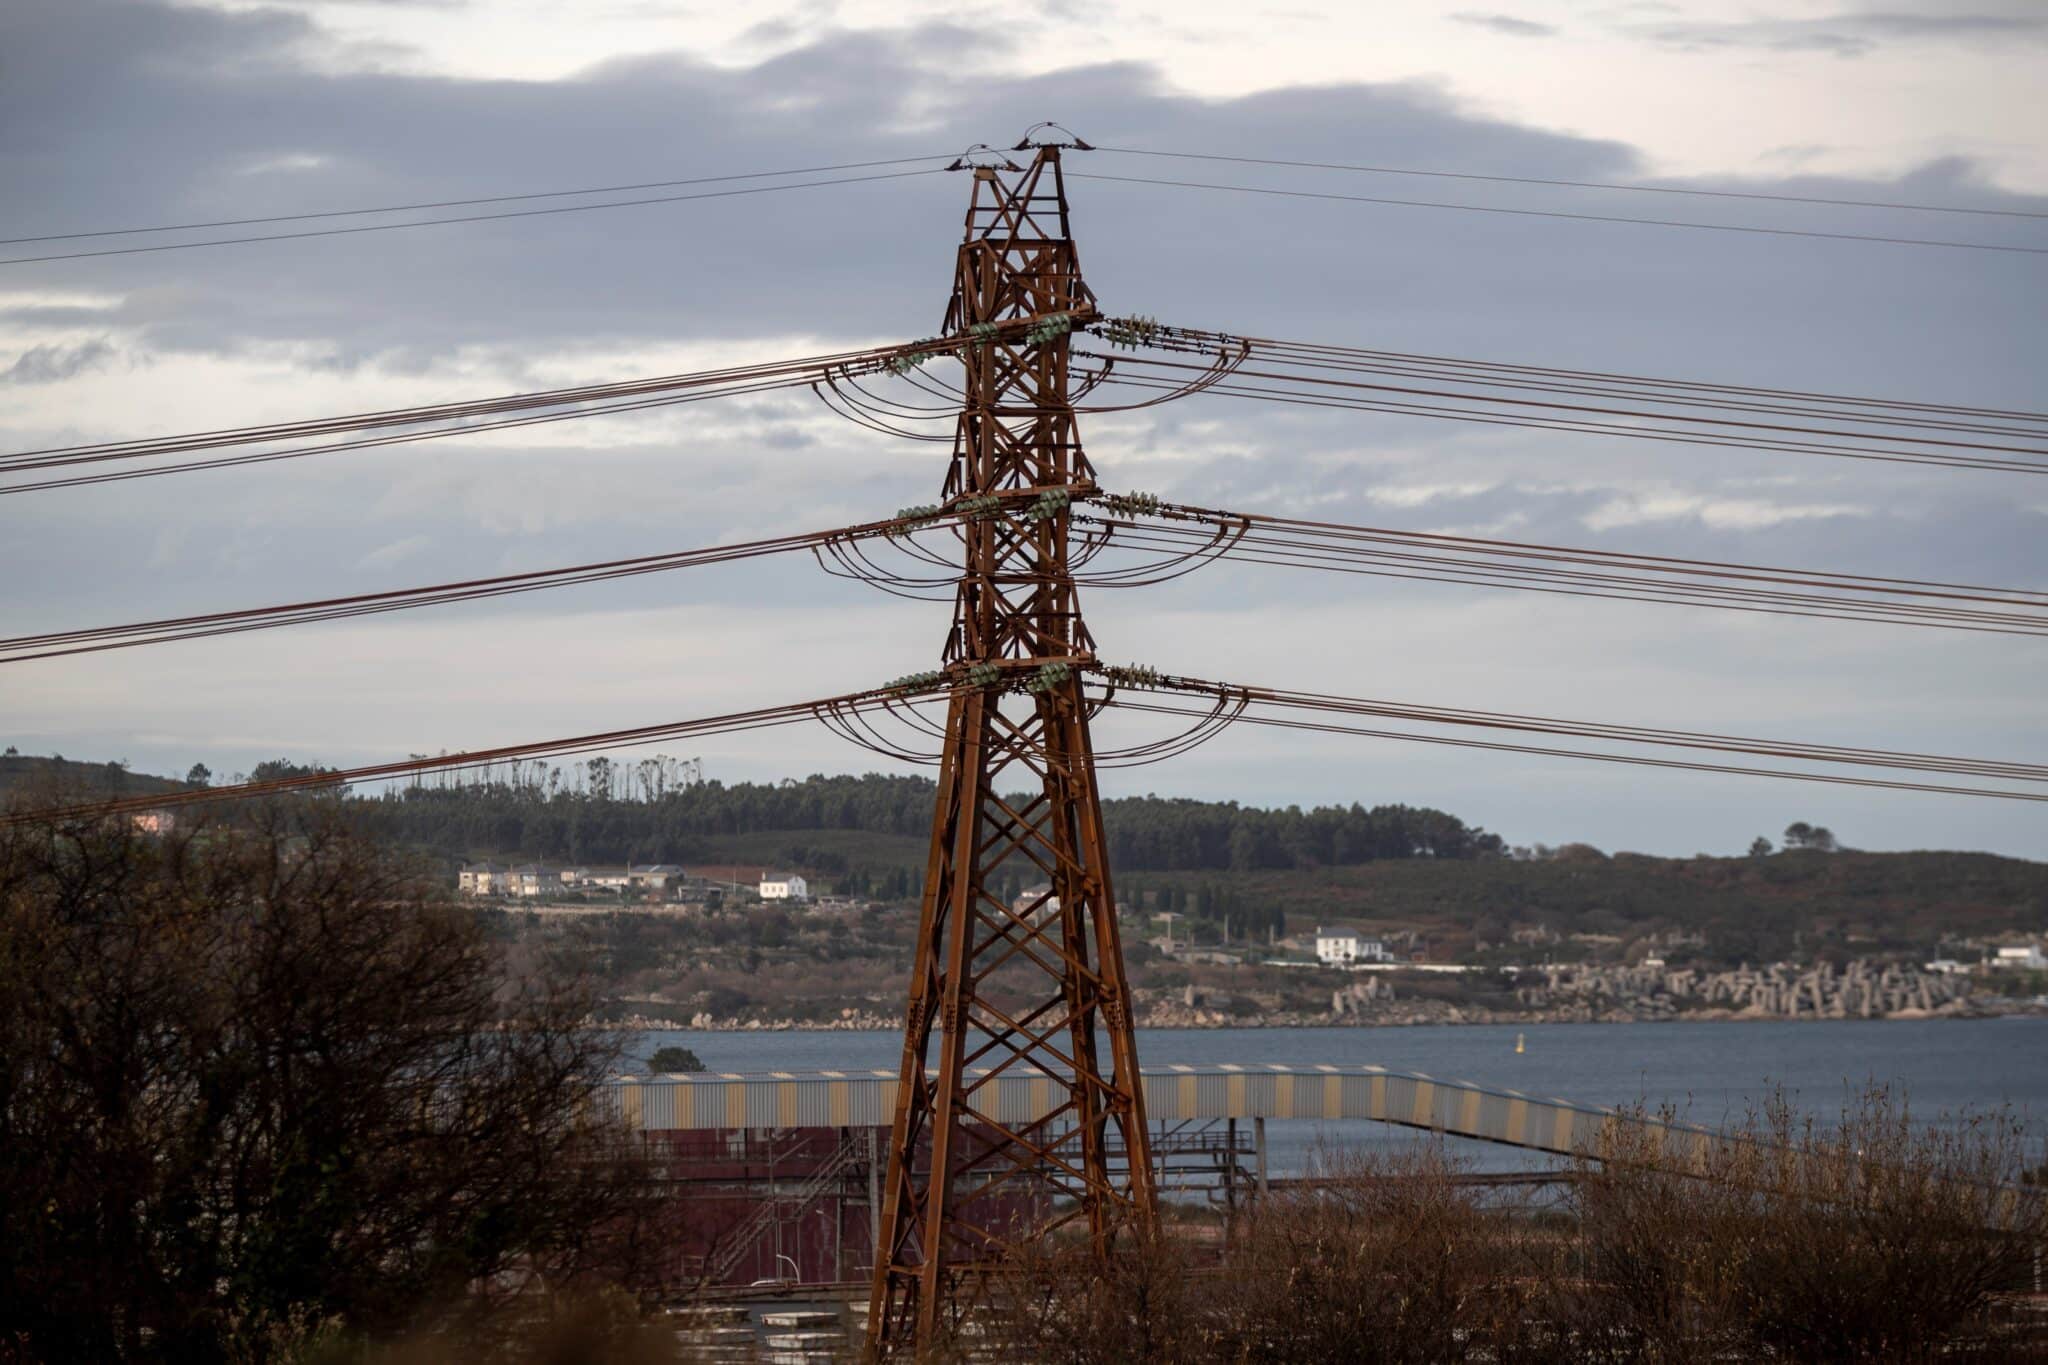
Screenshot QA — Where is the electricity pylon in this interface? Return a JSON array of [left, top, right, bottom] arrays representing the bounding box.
[[866, 140, 1156, 1353]]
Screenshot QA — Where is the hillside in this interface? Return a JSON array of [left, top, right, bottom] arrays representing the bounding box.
[[0, 753, 192, 801], [5, 757, 2042, 963]]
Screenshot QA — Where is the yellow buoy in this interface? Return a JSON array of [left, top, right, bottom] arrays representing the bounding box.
[[1515, 1032, 1526, 1054]]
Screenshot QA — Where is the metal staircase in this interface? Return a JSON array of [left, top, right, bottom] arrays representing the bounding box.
[[707, 1135, 865, 1284]]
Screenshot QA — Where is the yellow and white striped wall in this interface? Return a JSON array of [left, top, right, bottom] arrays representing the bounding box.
[[604, 1062, 1707, 1160]]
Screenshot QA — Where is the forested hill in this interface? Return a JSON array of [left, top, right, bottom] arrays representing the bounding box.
[[343, 773, 1506, 872], [1, 756, 1500, 872], [0, 753, 191, 800]]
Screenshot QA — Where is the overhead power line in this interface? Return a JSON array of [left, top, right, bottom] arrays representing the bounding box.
[[0, 155, 953, 246], [1078, 503, 2048, 636], [0, 312, 1085, 493], [1098, 676, 2048, 802], [21, 485, 2036, 667], [1103, 697, 2045, 804], [1079, 319, 2048, 474], [1092, 147, 2048, 221], [0, 510, 969, 662], [0, 683, 951, 829], [0, 167, 948, 267], [1068, 171, 2048, 256]]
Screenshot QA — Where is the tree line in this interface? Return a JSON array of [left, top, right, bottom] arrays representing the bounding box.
[[333, 771, 1504, 873]]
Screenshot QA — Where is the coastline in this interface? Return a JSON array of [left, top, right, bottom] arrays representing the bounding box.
[[612, 998, 2046, 1033]]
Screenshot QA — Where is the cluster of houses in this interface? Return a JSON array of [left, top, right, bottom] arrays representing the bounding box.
[[457, 861, 809, 905], [1930, 942, 2048, 974]]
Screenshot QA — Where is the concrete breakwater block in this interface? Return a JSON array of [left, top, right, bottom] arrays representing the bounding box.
[[765, 1330, 843, 1347], [669, 1303, 752, 1325]]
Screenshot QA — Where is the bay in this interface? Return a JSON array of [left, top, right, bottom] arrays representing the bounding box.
[[633, 1017, 2048, 1175]]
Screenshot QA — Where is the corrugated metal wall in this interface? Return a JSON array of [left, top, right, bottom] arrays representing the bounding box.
[[606, 1063, 1699, 1159]]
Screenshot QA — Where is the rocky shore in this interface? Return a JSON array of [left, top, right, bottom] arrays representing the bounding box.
[[614, 978, 2042, 1033]]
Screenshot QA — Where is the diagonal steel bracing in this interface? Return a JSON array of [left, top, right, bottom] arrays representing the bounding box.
[[867, 144, 1156, 1355]]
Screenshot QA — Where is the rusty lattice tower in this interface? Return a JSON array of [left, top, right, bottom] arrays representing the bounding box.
[[866, 141, 1156, 1351]]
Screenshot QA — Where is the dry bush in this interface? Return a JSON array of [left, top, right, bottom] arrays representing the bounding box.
[[990, 1225, 1212, 1365], [1208, 1145, 1537, 1364], [1565, 1085, 2048, 1363], [975, 1103, 2047, 1365], [982, 1147, 1543, 1365]]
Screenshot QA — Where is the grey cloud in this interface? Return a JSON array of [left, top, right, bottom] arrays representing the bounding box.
[[3, 0, 2043, 856], [1451, 13, 1560, 38], [2, 338, 116, 384], [1629, 11, 2048, 58]]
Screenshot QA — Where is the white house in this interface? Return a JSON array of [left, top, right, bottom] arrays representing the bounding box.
[[759, 872, 810, 902], [1992, 943, 2046, 970], [458, 862, 507, 896], [1014, 884, 1060, 923], [1315, 927, 1392, 966]]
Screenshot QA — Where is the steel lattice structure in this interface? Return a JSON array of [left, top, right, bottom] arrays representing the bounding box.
[[866, 143, 1157, 1352]]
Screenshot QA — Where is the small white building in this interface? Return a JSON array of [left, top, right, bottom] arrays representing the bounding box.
[[1015, 884, 1060, 923], [1992, 943, 2046, 970], [458, 862, 507, 896], [1315, 927, 1391, 966], [759, 872, 809, 902]]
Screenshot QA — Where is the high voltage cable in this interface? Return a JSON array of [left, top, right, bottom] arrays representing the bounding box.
[[1188, 678, 2048, 781], [1096, 676, 2048, 799], [1068, 172, 2048, 256], [1080, 509, 2048, 636], [1111, 334, 2048, 441], [26, 145, 2026, 251], [0, 314, 1083, 493], [0, 686, 947, 829], [1092, 373, 2047, 475], [10, 667, 2035, 831], [0, 168, 949, 267], [1148, 502, 2048, 601], [1088, 353, 2048, 466], [0, 374, 816, 494], [16, 494, 2038, 664], [0, 511, 958, 662], [0, 155, 953, 246], [12, 307, 2018, 493], [1092, 147, 2048, 222], [1, 339, 907, 471], [1185, 329, 2048, 428], [1101, 696, 2046, 803]]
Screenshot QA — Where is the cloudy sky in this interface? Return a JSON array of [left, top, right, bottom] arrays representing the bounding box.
[[3, 0, 2044, 858]]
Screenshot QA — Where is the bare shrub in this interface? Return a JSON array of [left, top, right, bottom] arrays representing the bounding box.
[[1208, 1145, 1535, 1364], [984, 1147, 1539, 1364], [992, 1225, 1211, 1365], [1567, 1085, 2047, 1363]]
